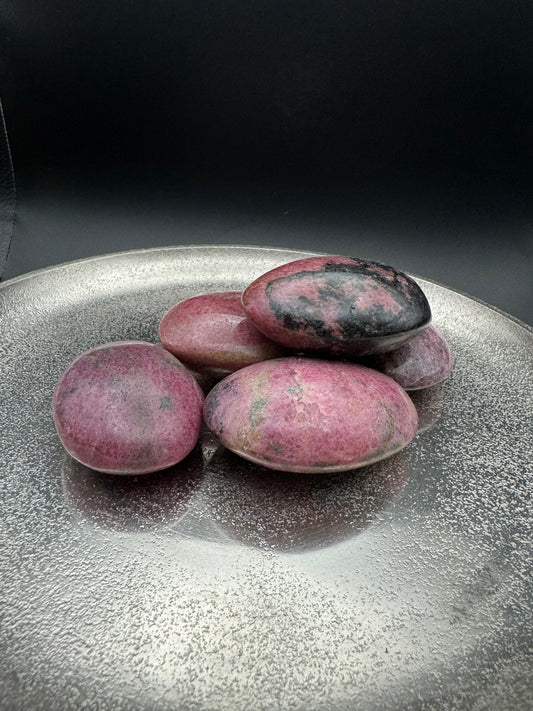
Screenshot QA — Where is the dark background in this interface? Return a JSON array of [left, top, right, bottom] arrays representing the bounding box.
[[1, 0, 531, 322]]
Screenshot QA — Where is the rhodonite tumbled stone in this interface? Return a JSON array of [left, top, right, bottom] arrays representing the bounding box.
[[159, 291, 287, 375], [52, 341, 204, 475], [363, 324, 453, 390], [203, 356, 418, 473], [242, 255, 432, 357]]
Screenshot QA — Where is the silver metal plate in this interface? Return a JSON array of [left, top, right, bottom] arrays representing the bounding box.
[[1, 245, 532, 710]]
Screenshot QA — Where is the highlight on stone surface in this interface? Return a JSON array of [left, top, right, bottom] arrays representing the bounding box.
[[52, 341, 204, 475], [363, 324, 453, 390], [159, 291, 288, 375], [242, 255, 432, 357], [203, 356, 419, 473]]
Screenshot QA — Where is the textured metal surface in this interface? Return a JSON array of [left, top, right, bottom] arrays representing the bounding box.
[[1, 245, 532, 710]]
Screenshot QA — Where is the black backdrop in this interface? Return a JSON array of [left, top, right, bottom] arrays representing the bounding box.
[[1, 0, 531, 321]]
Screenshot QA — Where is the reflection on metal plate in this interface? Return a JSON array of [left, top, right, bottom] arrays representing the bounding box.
[[1, 246, 532, 710]]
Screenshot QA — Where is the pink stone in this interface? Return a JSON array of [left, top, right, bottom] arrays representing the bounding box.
[[159, 291, 288, 375], [204, 357, 418, 473], [365, 324, 453, 390], [52, 341, 204, 474]]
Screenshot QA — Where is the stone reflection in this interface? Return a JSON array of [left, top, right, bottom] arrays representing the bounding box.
[[409, 384, 445, 434], [205, 449, 408, 552], [62, 445, 204, 532]]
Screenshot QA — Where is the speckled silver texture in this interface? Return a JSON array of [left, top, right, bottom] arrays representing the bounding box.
[[1, 245, 532, 710]]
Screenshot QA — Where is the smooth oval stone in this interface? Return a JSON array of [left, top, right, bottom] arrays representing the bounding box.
[[203, 357, 418, 473], [159, 291, 288, 375], [242, 255, 432, 357], [53, 341, 204, 475], [364, 324, 453, 390]]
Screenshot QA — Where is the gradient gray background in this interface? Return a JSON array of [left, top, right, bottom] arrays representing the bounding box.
[[1, 0, 531, 323]]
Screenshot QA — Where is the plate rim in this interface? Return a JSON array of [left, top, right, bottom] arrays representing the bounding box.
[[1, 243, 531, 334]]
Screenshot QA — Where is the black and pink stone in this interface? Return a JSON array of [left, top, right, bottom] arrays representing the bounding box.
[[242, 256, 432, 357]]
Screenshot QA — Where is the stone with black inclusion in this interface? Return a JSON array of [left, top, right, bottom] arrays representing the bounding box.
[[242, 256, 432, 357]]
